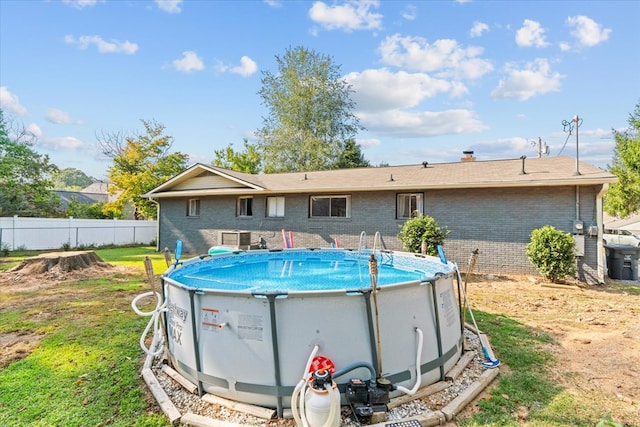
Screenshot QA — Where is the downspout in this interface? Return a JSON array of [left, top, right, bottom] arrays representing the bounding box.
[[576, 186, 580, 221], [149, 197, 160, 252], [596, 184, 609, 283]]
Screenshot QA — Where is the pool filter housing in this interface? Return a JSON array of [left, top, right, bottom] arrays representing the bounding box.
[[345, 377, 394, 419]]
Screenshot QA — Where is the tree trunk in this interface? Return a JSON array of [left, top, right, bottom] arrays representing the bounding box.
[[8, 251, 111, 275]]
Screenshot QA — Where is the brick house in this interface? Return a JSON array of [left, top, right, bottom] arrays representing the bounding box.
[[144, 154, 616, 284]]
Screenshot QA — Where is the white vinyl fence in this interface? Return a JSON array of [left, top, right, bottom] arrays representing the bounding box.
[[0, 216, 157, 251]]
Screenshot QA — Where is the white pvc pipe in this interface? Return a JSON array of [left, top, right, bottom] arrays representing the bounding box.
[[395, 327, 424, 396], [320, 382, 340, 427], [292, 345, 320, 427], [131, 291, 167, 357]]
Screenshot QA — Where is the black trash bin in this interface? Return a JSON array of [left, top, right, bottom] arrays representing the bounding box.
[[605, 244, 640, 280]]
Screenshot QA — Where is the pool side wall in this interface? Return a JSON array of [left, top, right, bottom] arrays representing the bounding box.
[[162, 255, 462, 409]]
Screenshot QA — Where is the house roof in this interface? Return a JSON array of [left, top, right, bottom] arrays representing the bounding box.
[[55, 190, 108, 206], [143, 155, 617, 199]]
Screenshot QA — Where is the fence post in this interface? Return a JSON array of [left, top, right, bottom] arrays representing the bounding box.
[[69, 216, 74, 248], [13, 215, 17, 250]]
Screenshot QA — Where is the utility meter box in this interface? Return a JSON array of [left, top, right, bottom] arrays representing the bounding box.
[[573, 234, 585, 257], [572, 220, 584, 235]]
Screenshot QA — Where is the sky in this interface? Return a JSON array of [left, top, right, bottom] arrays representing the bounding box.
[[1, 0, 638, 181]]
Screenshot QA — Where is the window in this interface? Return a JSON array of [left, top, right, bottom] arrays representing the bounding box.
[[266, 196, 285, 217], [397, 193, 423, 219], [237, 196, 253, 217], [187, 199, 200, 217], [310, 195, 350, 218]]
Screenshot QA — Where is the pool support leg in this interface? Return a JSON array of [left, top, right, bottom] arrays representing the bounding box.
[[265, 292, 285, 418], [161, 276, 170, 356], [188, 289, 204, 396], [429, 278, 445, 381], [361, 289, 381, 379]]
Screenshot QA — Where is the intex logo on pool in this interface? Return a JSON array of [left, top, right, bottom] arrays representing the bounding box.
[[167, 302, 188, 322]]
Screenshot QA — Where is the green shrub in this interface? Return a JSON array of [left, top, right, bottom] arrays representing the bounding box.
[[398, 214, 449, 256], [526, 225, 576, 282]]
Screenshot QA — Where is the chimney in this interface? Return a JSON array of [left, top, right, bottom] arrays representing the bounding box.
[[461, 150, 476, 162]]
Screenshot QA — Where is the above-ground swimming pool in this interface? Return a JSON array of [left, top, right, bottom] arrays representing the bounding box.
[[160, 248, 463, 413]]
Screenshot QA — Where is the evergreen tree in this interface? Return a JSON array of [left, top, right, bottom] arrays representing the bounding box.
[[334, 139, 370, 169]]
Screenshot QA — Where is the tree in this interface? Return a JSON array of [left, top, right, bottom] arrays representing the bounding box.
[[66, 196, 111, 219], [256, 46, 365, 173], [212, 138, 262, 173], [334, 139, 370, 169], [526, 225, 576, 283], [604, 101, 640, 218], [52, 168, 96, 190], [398, 215, 449, 256], [99, 119, 189, 219], [0, 110, 60, 217]]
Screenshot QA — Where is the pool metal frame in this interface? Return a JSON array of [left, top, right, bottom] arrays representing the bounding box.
[[161, 248, 463, 417]]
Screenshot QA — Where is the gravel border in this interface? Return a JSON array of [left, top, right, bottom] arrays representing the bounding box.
[[143, 328, 497, 426]]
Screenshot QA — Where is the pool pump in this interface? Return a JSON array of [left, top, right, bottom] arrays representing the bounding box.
[[345, 377, 395, 421]]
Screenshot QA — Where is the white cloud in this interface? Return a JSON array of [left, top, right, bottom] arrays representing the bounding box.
[[171, 51, 205, 73], [64, 35, 138, 54], [401, 5, 417, 21], [345, 68, 464, 112], [45, 108, 82, 125], [39, 136, 88, 150], [215, 56, 258, 77], [155, 0, 183, 14], [516, 19, 548, 47], [378, 34, 493, 79], [472, 136, 532, 159], [558, 41, 571, 52], [567, 15, 611, 47], [62, 0, 100, 9], [26, 123, 42, 139], [355, 138, 380, 148], [358, 108, 487, 138], [309, 0, 383, 32], [263, 0, 282, 7], [230, 56, 258, 77], [470, 21, 489, 38], [491, 58, 563, 100], [0, 86, 28, 116]]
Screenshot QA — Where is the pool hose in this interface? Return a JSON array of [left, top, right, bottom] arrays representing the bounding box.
[[131, 291, 167, 357]]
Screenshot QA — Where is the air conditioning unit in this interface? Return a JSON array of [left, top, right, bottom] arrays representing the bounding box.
[[218, 230, 251, 250]]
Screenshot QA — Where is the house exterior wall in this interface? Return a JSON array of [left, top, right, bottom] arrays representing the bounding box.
[[157, 184, 603, 283]]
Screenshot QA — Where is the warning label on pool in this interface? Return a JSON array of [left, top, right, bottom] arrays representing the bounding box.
[[237, 314, 263, 341], [201, 308, 223, 331]]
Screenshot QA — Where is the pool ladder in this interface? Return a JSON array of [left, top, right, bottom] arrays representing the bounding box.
[[358, 231, 393, 265]]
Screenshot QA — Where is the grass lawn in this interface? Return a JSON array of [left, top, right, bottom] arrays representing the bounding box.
[[0, 246, 169, 427], [0, 246, 633, 426]]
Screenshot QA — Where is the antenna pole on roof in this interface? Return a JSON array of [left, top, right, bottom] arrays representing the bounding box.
[[561, 114, 583, 175]]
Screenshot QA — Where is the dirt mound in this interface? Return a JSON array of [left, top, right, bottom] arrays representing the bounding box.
[[0, 251, 124, 292]]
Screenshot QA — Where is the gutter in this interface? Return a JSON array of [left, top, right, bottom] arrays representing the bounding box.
[[596, 183, 610, 283], [142, 178, 618, 199]]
